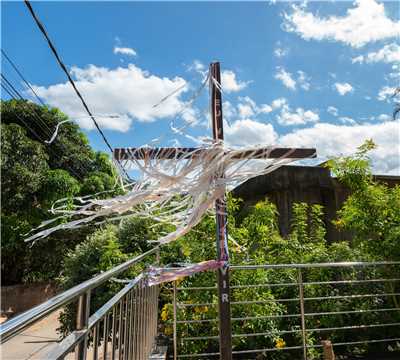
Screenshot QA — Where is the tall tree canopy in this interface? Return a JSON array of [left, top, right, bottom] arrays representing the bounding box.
[[1, 99, 118, 285]]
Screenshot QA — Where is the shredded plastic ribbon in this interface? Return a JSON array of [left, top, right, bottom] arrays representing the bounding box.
[[45, 119, 72, 144], [25, 141, 302, 244], [145, 259, 224, 286]]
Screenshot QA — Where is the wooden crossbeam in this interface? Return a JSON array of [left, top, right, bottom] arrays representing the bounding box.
[[113, 62, 318, 360], [113, 147, 317, 161]]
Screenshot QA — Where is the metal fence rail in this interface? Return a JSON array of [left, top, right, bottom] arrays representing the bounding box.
[[171, 261, 400, 359], [44, 275, 159, 360], [0, 248, 159, 360]]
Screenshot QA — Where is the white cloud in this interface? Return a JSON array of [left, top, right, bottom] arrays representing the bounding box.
[[352, 43, 400, 64], [275, 67, 296, 90], [283, 0, 400, 48], [259, 104, 273, 114], [334, 82, 353, 96], [238, 102, 255, 118], [225, 119, 278, 147], [235, 96, 274, 119], [224, 117, 400, 175], [327, 106, 339, 116], [274, 42, 289, 58], [187, 60, 207, 76], [113, 46, 137, 57], [297, 70, 311, 91], [223, 101, 236, 122], [271, 97, 287, 110], [377, 114, 392, 122], [280, 120, 400, 174], [275, 68, 311, 91], [277, 104, 319, 126], [339, 116, 356, 124], [377, 86, 396, 101], [32, 64, 188, 132], [221, 70, 248, 93]]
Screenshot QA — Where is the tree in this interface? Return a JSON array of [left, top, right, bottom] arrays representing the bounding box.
[[1, 100, 120, 285], [1, 123, 49, 213], [58, 225, 129, 335], [326, 140, 400, 260]]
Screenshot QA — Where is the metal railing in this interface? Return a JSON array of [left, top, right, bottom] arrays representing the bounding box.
[[0, 248, 160, 360], [170, 261, 400, 359]]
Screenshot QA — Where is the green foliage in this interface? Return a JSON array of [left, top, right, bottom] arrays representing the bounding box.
[[1, 123, 49, 213], [118, 217, 171, 255], [58, 225, 128, 335], [57, 159, 399, 358], [325, 139, 376, 190], [39, 169, 81, 206], [1, 100, 120, 285], [327, 140, 400, 260]]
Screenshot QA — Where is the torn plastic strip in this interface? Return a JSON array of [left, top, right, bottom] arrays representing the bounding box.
[[145, 259, 225, 286]]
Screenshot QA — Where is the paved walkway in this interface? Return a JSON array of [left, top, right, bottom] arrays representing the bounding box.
[[1, 312, 117, 360], [1, 311, 62, 360]]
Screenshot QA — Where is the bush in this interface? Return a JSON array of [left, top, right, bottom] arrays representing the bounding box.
[[58, 225, 128, 335]]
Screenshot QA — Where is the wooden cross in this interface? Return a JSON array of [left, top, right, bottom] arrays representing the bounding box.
[[114, 62, 316, 360]]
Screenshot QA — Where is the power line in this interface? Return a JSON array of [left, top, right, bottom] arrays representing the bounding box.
[[1, 73, 58, 140], [1, 82, 45, 142], [23, 0, 131, 181], [1, 74, 90, 179], [1, 49, 46, 107], [0, 57, 121, 180], [1, 87, 84, 180], [24, 0, 112, 151]]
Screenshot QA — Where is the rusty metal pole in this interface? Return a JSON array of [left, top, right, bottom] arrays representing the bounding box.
[[210, 61, 232, 360]]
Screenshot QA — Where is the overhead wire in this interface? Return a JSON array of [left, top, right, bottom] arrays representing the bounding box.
[[1, 82, 46, 142], [1, 73, 89, 179], [1, 49, 46, 107], [1, 72, 54, 136], [23, 0, 131, 181]]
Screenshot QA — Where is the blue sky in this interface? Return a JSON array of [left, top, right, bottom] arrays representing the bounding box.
[[2, 0, 399, 174]]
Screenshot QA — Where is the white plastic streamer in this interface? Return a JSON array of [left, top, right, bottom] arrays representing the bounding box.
[[45, 119, 72, 144], [26, 71, 310, 247], [25, 141, 303, 244]]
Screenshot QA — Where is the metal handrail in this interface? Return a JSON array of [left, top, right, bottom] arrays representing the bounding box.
[[172, 261, 400, 360], [0, 247, 158, 343], [231, 260, 400, 270], [42, 274, 153, 360]]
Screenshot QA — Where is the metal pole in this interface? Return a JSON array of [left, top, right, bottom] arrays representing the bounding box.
[[75, 290, 91, 360], [210, 61, 232, 360], [173, 281, 178, 360], [298, 269, 308, 360]]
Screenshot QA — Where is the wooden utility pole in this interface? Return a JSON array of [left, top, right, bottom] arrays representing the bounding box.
[[113, 61, 316, 360], [210, 62, 232, 360]]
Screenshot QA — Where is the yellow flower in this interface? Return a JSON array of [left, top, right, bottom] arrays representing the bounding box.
[[165, 325, 173, 335], [161, 304, 169, 321], [275, 338, 286, 349], [175, 277, 184, 286]]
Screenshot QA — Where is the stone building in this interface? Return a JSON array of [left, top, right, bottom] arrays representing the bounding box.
[[233, 165, 400, 243]]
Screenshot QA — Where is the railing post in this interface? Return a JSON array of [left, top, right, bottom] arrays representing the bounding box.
[[156, 247, 160, 265], [298, 269, 308, 360], [75, 290, 91, 360], [173, 280, 178, 360]]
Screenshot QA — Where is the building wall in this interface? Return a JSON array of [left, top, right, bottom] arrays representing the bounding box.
[[233, 166, 399, 243], [1, 282, 58, 318]]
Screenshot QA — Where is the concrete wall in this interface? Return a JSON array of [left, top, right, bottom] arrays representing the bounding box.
[[1, 282, 58, 318], [233, 165, 399, 243]]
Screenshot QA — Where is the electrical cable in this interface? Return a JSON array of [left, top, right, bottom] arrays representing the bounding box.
[[1, 76, 88, 179], [1, 83, 45, 142], [1, 49, 46, 107], [23, 0, 131, 181]]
